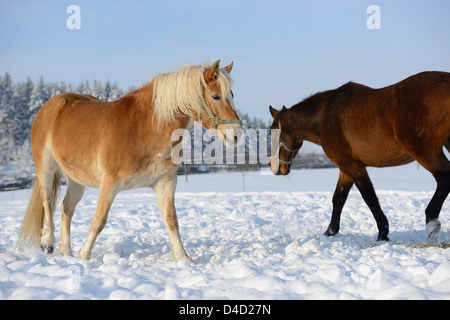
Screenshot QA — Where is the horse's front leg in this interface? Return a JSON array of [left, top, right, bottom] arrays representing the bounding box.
[[324, 171, 354, 237], [339, 164, 389, 241], [154, 171, 194, 264]]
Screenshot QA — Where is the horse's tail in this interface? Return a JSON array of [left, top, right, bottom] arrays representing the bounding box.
[[16, 172, 61, 251], [444, 139, 450, 154]]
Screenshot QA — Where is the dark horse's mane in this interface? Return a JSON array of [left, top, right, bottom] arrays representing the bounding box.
[[293, 81, 373, 110]]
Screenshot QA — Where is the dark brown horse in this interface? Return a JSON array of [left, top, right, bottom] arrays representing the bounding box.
[[269, 71, 450, 241]]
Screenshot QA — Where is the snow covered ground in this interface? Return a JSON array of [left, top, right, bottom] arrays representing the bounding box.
[[1, 162, 449, 300]]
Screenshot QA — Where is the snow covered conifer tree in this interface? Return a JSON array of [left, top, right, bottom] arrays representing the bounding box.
[[29, 76, 47, 112], [13, 77, 33, 145], [107, 82, 123, 102], [91, 80, 103, 99]]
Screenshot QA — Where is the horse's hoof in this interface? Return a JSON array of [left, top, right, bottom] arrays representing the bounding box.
[[376, 235, 389, 242], [324, 226, 339, 237], [426, 219, 441, 238], [376, 232, 389, 241], [41, 244, 54, 254], [173, 254, 195, 264]]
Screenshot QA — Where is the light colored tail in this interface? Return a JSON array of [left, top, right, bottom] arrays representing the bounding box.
[[16, 172, 61, 251]]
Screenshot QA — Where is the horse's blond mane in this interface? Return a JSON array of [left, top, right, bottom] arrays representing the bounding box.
[[150, 61, 233, 124]]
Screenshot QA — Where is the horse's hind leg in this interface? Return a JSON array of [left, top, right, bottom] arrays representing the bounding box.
[[424, 171, 450, 238], [37, 169, 61, 254], [404, 144, 450, 237], [33, 145, 62, 254], [60, 177, 85, 256], [429, 140, 450, 237], [422, 152, 450, 237]]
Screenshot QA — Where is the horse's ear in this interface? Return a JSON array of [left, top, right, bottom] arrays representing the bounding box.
[[269, 105, 278, 118], [224, 61, 233, 73], [282, 105, 287, 111], [205, 60, 221, 81]]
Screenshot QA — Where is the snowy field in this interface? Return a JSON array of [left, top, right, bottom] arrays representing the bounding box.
[[1, 162, 450, 300]]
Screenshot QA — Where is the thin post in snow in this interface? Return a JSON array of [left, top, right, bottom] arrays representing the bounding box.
[[241, 165, 246, 192]]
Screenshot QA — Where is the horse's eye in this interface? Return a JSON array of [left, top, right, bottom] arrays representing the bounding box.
[[212, 94, 221, 101]]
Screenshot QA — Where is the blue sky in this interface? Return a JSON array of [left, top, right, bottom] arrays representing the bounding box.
[[1, 0, 450, 121]]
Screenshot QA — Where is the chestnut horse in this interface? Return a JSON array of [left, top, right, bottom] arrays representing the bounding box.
[[270, 71, 450, 241], [17, 60, 242, 262]]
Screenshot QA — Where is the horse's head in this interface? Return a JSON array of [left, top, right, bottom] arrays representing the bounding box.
[[269, 105, 302, 175], [195, 60, 243, 147]]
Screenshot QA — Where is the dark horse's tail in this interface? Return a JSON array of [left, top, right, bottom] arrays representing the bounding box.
[[445, 140, 450, 154]]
